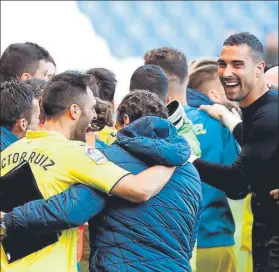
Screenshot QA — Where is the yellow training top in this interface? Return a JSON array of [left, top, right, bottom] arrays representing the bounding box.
[[240, 193, 253, 253], [0, 130, 129, 272]]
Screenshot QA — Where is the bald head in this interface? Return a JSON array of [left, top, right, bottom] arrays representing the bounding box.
[[264, 66, 278, 86]]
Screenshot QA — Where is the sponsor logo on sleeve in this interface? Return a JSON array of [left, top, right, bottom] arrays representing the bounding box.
[[84, 146, 107, 164]]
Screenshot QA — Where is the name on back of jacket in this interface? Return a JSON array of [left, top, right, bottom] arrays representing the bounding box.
[[1, 151, 55, 171]]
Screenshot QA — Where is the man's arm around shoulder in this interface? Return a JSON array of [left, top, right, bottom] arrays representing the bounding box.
[[110, 165, 176, 203], [4, 184, 106, 235]]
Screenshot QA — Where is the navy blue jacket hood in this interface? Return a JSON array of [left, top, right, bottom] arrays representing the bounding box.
[[116, 116, 191, 166]]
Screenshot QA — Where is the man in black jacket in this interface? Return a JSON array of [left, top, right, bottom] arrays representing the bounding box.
[[190, 32, 279, 272]]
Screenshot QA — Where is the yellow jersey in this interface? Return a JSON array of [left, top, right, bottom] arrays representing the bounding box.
[[0, 130, 130, 272], [99, 126, 116, 145], [240, 194, 253, 253]]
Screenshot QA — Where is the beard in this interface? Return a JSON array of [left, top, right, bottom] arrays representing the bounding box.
[[221, 73, 257, 103], [71, 127, 86, 142], [70, 111, 91, 142]]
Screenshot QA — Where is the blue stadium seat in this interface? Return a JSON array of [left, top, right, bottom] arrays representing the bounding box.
[[77, 1, 278, 59]]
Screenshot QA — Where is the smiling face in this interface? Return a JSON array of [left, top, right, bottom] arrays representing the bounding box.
[[218, 45, 260, 102], [209, 76, 239, 109], [72, 87, 97, 142]]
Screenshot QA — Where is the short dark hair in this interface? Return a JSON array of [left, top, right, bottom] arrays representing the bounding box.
[[188, 58, 219, 92], [42, 72, 91, 118], [0, 80, 34, 130], [144, 47, 188, 83], [87, 74, 99, 98], [64, 70, 99, 97], [87, 68, 116, 102], [223, 32, 264, 61], [0, 42, 56, 81], [130, 65, 169, 102], [25, 78, 48, 100], [117, 90, 168, 126]]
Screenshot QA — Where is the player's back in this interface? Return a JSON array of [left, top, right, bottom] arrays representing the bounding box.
[[1, 130, 88, 272], [89, 116, 203, 272]]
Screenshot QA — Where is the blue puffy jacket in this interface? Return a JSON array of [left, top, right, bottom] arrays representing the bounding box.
[[5, 116, 202, 272], [0, 126, 18, 151], [186, 88, 240, 249]]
